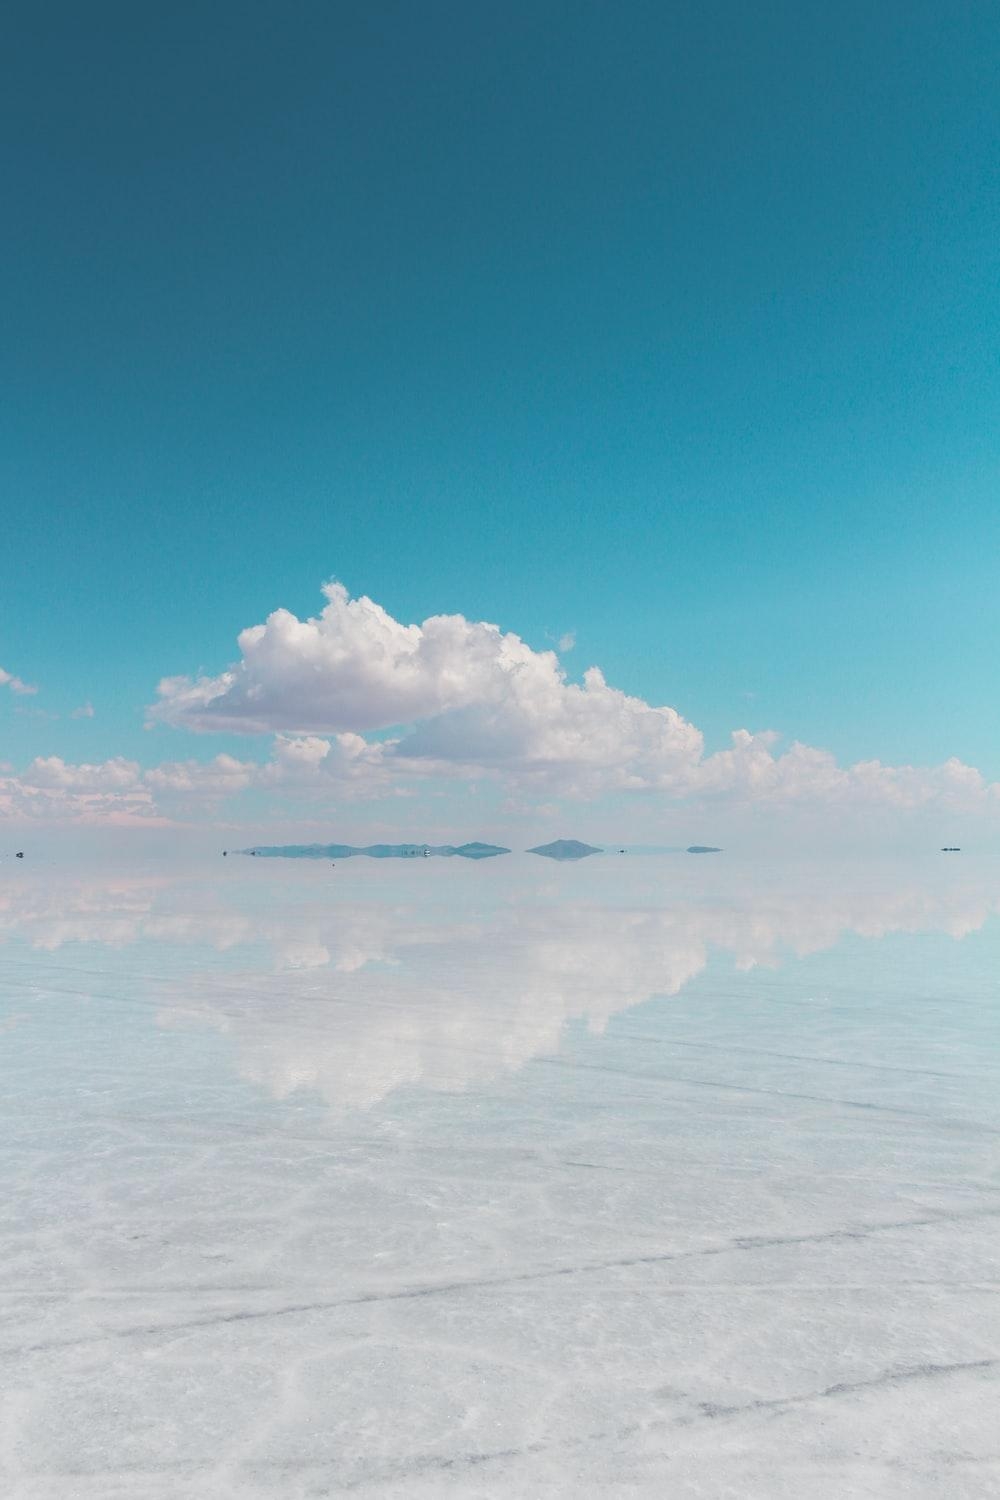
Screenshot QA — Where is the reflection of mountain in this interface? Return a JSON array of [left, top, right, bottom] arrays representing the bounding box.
[[3, 862, 998, 1112]]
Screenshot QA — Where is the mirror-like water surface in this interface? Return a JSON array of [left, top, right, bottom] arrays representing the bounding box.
[[2, 856, 999, 1497]]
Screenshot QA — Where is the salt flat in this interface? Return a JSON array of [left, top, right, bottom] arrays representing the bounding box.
[[1, 854, 998, 1498]]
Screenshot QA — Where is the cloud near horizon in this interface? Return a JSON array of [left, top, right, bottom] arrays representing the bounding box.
[[2, 582, 998, 825]]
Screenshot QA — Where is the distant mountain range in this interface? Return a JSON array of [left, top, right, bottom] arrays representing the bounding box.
[[527, 840, 603, 860], [239, 842, 509, 860], [236, 838, 722, 862]]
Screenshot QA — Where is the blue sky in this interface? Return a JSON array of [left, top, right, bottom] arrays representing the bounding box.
[[2, 1, 999, 836]]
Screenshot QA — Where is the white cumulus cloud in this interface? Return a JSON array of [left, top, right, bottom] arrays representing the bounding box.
[[149, 581, 551, 734], [5, 583, 1000, 827], [141, 581, 1000, 815], [149, 581, 705, 796]]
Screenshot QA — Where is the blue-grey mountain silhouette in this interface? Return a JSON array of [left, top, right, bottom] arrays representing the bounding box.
[[527, 839, 602, 860], [238, 842, 509, 860]]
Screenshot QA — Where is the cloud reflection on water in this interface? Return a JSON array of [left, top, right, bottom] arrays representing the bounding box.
[[2, 860, 997, 1112]]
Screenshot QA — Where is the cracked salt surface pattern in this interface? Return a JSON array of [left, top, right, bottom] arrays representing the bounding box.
[[1, 854, 999, 1497]]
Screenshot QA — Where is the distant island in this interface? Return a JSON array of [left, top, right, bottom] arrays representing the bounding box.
[[527, 839, 603, 861], [240, 842, 510, 860], [687, 845, 722, 854]]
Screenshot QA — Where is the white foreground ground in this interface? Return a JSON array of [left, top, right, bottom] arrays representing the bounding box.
[[1, 853, 998, 1497]]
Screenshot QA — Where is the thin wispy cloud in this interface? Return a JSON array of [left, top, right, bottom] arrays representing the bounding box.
[[0, 666, 38, 696]]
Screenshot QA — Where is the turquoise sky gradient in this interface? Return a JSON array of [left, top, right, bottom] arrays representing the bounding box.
[[2, 1, 999, 825]]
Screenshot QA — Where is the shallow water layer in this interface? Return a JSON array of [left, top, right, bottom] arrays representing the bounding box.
[[1, 854, 999, 1498]]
